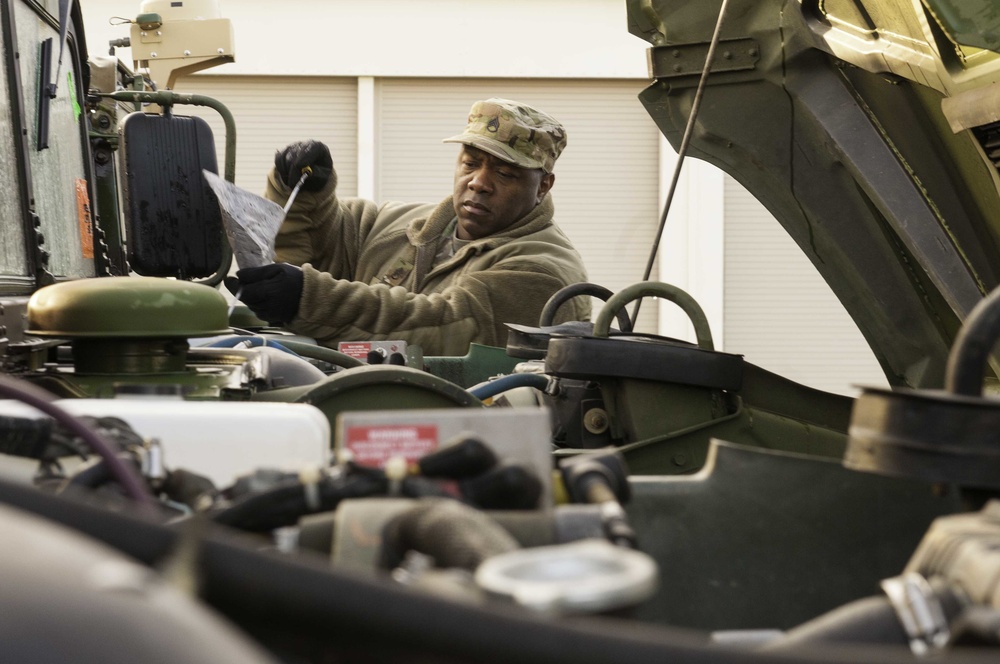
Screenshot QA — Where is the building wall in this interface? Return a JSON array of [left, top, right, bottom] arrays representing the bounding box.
[[82, 0, 888, 395], [82, 0, 647, 78]]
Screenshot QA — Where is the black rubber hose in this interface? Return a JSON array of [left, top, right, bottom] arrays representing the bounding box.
[[417, 435, 497, 479], [763, 596, 908, 650], [380, 498, 519, 571], [66, 459, 115, 489], [0, 376, 156, 509], [2, 476, 994, 664], [951, 606, 1000, 646], [540, 282, 633, 332], [212, 473, 386, 532], [162, 469, 219, 510], [946, 285, 1000, 396], [0, 416, 54, 458], [460, 463, 543, 510]]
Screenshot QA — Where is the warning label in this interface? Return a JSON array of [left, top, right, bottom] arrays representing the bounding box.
[[339, 342, 372, 359], [338, 341, 405, 361], [343, 424, 439, 467]]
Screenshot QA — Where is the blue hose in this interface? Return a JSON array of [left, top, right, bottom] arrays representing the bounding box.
[[468, 373, 550, 400]]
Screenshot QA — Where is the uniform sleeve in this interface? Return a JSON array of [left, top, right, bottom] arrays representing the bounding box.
[[265, 167, 380, 279], [287, 255, 591, 356]]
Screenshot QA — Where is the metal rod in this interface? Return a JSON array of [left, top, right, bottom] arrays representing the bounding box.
[[284, 169, 311, 213], [632, 0, 732, 325]]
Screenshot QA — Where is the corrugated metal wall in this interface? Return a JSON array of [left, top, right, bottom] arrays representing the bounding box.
[[377, 78, 661, 331], [177, 75, 661, 332], [173, 76, 359, 196]]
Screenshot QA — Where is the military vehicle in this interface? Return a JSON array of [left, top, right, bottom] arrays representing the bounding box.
[[3, 0, 1000, 661]]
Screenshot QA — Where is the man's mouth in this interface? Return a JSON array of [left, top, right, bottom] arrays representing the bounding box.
[[462, 200, 490, 215]]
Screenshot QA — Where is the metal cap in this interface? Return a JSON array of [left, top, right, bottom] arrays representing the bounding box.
[[474, 539, 658, 615]]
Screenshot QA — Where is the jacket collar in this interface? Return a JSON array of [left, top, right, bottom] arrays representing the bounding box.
[[407, 195, 555, 247]]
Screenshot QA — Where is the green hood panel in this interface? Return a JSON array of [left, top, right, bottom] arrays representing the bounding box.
[[627, 0, 1000, 389]]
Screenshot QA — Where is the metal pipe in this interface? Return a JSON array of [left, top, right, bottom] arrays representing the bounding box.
[[633, 0, 733, 323], [100, 90, 237, 181], [101, 89, 237, 286], [594, 281, 714, 350], [540, 282, 633, 332]]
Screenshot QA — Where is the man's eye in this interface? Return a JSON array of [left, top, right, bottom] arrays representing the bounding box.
[[498, 170, 516, 179]]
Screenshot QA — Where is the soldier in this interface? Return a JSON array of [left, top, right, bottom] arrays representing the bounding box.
[[226, 98, 589, 356]]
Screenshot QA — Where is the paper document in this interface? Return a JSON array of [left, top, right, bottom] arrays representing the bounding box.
[[203, 170, 286, 269]]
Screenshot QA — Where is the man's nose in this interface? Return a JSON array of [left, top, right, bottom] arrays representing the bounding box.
[[468, 168, 493, 192]]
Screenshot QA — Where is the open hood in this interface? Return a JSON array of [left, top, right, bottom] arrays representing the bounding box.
[[627, 0, 1000, 389]]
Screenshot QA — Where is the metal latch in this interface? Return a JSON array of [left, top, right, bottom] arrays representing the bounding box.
[[648, 38, 760, 80]]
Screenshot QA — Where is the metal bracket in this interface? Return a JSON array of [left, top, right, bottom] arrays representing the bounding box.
[[647, 38, 760, 80], [881, 573, 950, 656]]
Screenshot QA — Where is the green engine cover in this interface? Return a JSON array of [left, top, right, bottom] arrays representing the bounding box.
[[27, 276, 230, 338]]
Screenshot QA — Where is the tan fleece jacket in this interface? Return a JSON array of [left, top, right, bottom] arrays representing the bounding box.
[[265, 168, 590, 356]]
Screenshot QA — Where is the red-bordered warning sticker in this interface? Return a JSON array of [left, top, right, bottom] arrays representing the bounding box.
[[339, 342, 372, 359], [343, 424, 439, 467]]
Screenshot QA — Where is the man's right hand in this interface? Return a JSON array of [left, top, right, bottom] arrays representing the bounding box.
[[225, 263, 304, 325], [275, 140, 333, 192]]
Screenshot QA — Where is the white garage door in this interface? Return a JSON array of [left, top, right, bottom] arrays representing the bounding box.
[[173, 75, 661, 332], [723, 177, 889, 396], [172, 75, 359, 196], [376, 78, 662, 332]]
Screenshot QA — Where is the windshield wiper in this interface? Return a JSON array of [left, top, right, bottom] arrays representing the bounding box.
[[37, 0, 74, 150]]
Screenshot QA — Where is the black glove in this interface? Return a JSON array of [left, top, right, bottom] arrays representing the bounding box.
[[225, 263, 304, 325], [274, 140, 333, 192]]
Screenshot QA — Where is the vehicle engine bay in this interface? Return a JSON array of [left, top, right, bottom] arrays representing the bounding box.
[[3, 0, 1000, 662]]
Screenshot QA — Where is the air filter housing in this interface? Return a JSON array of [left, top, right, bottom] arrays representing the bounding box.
[[27, 277, 230, 375], [27, 277, 229, 338]]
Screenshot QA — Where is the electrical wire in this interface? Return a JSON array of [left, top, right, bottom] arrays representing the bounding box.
[[632, 0, 733, 324], [0, 375, 157, 510]]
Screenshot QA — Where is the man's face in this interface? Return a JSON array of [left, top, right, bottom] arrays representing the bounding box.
[[452, 146, 555, 240]]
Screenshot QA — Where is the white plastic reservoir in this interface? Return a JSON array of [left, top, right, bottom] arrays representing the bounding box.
[[0, 399, 330, 489]]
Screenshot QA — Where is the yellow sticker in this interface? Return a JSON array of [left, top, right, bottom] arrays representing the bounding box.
[[75, 179, 94, 259]]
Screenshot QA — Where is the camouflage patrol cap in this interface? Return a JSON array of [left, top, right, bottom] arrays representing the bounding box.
[[443, 98, 567, 173]]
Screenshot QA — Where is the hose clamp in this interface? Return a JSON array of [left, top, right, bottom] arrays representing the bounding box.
[[880, 573, 950, 656], [298, 466, 323, 512]]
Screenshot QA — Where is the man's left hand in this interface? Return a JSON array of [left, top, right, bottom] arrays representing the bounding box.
[[225, 263, 304, 325]]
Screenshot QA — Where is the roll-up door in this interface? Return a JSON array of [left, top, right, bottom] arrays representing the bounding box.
[[723, 176, 888, 396], [376, 78, 661, 332], [172, 75, 358, 196]]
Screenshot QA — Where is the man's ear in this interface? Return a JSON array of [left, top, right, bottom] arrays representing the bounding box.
[[536, 172, 555, 203]]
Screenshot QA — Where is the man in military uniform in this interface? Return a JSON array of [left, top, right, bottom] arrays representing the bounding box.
[[227, 98, 589, 356]]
